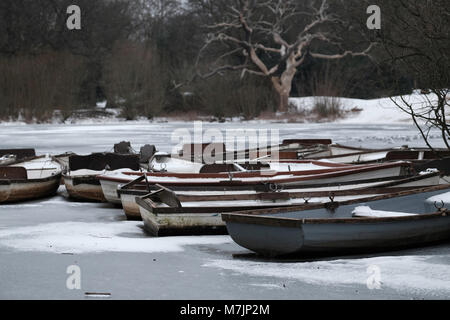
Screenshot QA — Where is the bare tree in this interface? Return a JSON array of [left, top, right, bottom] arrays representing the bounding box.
[[376, 0, 450, 150], [194, 0, 375, 112]]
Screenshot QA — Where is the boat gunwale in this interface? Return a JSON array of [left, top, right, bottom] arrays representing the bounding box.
[[112, 174, 420, 193], [220, 184, 450, 220], [117, 171, 441, 196], [63, 173, 103, 186], [0, 172, 62, 184], [222, 209, 448, 227], [305, 144, 394, 161], [98, 161, 412, 186]]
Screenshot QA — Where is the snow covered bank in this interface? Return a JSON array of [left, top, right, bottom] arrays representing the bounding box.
[[289, 90, 446, 124], [2, 91, 446, 125]]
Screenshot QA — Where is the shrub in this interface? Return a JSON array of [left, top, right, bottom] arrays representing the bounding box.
[[0, 52, 87, 122], [102, 41, 167, 119], [313, 96, 342, 119]]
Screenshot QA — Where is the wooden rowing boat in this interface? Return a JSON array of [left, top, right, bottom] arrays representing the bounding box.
[[134, 174, 443, 235], [207, 140, 390, 164], [150, 151, 352, 173], [99, 161, 412, 204], [177, 139, 333, 163], [221, 185, 450, 257], [63, 153, 140, 202], [0, 155, 62, 203], [137, 184, 450, 237], [136, 185, 229, 236], [120, 172, 441, 221]]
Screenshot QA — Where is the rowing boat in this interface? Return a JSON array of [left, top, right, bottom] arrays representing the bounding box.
[[98, 161, 411, 204], [120, 172, 441, 221], [0, 155, 62, 203], [0, 148, 37, 166], [135, 185, 226, 236], [136, 180, 448, 237], [177, 139, 332, 163], [63, 153, 140, 202], [221, 185, 450, 257]]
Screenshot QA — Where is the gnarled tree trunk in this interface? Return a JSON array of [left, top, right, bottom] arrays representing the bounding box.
[[271, 60, 297, 112]]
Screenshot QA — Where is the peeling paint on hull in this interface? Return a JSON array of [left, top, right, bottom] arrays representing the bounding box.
[[99, 179, 122, 204], [120, 193, 141, 220]]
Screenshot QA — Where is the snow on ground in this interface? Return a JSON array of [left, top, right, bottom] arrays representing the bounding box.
[[2, 91, 445, 126], [289, 90, 445, 124], [203, 255, 450, 295], [0, 221, 232, 254], [96, 101, 107, 109]]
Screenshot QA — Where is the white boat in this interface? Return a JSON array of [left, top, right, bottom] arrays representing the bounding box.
[[98, 161, 412, 204], [0, 155, 62, 203]]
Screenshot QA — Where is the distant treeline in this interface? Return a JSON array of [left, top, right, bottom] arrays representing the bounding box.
[[0, 0, 436, 121]]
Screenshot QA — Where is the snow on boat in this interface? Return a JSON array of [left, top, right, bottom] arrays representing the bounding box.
[[119, 172, 441, 221], [63, 153, 140, 202], [0, 155, 17, 166], [98, 161, 412, 204], [136, 183, 450, 236], [221, 185, 450, 257], [0, 148, 36, 166], [0, 155, 62, 203]]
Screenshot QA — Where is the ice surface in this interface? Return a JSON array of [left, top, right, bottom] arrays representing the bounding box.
[[0, 122, 446, 157], [0, 221, 232, 254], [203, 255, 450, 294]]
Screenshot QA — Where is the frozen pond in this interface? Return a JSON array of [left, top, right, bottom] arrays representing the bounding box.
[[1, 120, 447, 154], [0, 121, 449, 299]]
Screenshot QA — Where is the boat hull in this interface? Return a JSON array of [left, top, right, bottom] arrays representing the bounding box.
[[222, 185, 450, 257], [64, 175, 106, 202], [99, 179, 123, 204], [0, 174, 62, 203], [119, 172, 441, 221], [138, 206, 226, 237], [225, 213, 450, 257], [120, 192, 142, 220]]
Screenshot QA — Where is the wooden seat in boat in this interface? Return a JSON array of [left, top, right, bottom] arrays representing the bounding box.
[[0, 167, 28, 180]]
